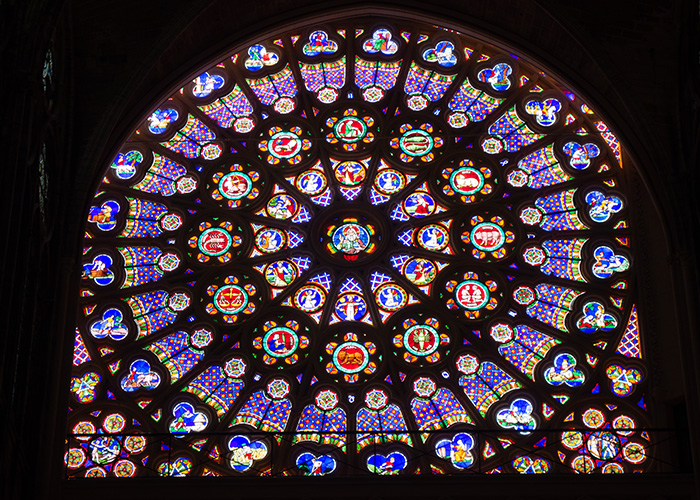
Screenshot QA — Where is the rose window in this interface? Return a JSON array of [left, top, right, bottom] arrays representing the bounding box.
[[68, 19, 651, 478]]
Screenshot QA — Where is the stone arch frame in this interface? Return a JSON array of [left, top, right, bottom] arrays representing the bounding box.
[[23, 1, 696, 498]]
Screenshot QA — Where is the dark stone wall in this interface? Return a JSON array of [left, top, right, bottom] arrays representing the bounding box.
[[1, 1, 698, 498]]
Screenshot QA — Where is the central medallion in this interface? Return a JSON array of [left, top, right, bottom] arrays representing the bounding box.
[[331, 223, 371, 255], [314, 209, 388, 265], [325, 219, 375, 261]]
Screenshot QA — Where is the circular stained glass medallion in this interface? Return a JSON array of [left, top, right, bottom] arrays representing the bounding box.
[[269, 131, 302, 159], [331, 223, 371, 255], [220, 172, 253, 200], [334, 116, 367, 142], [450, 167, 484, 195], [403, 324, 440, 356], [262, 327, 299, 358], [213, 285, 248, 314], [333, 341, 370, 374], [399, 129, 433, 156], [198, 228, 233, 256], [374, 169, 405, 195], [454, 280, 490, 310], [470, 222, 505, 251]]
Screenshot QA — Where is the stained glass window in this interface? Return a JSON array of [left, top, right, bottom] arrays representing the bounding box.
[[66, 19, 652, 477]]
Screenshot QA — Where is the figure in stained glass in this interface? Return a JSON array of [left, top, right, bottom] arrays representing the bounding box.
[[192, 72, 225, 97], [363, 29, 399, 55], [228, 436, 268, 471], [375, 169, 404, 194], [244, 44, 279, 70], [294, 285, 325, 312], [367, 452, 407, 475], [417, 224, 449, 251], [478, 62, 512, 91], [524, 98, 561, 126], [403, 258, 436, 285], [404, 192, 435, 217], [120, 360, 160, 392], [147, 108, 178, 134], [496, 398, 537, 434], [303, 30, 338, 56], [435, 433, 475, 469], [220, 172, 253, 200], [577, 301, 617, 333], [376, 283, 407, 311], [297, 170, 326, 195], [455, 280, 490, 310], [110, 150, 142, 180], [88, 200, 120, 230], [89, 308, 128, 340], [255, 227, 286, 253], [89, 437, 120, 465], [266, 194, 298, 219], [544, 353, 585, 387], [563, 142, 600, 170], [332, 224, 370, 254], [297, 453, 336, 475], [592, 245, 629, 278], [422, 41, 457, 67], [264, 261, 297, 287], [586, 191, 623, 222], [169, 401, 208, 434], [82, 254, 114, 286], [334, 161, 366, 185]]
